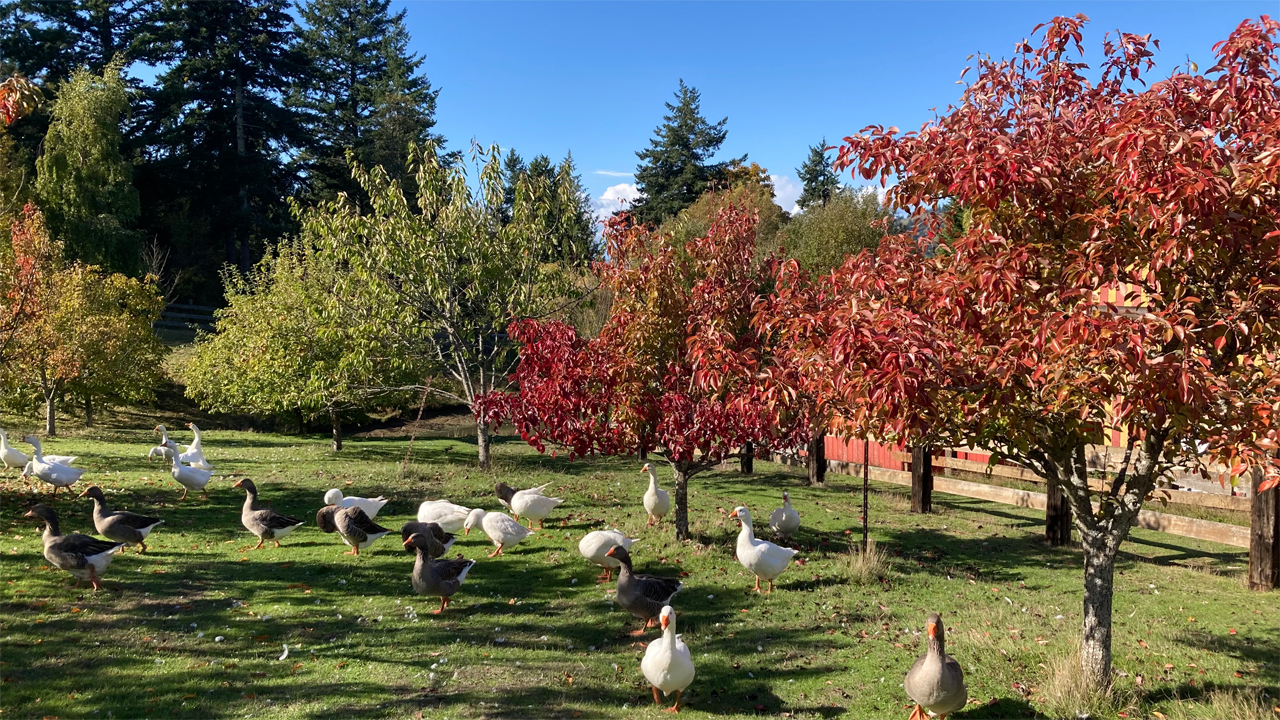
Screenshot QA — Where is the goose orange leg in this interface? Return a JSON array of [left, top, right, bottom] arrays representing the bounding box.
[[487, 543, 504, 558], [89, 566, 102, 592], [431, 597, 449, 614], [138, 541, 147, 554], [754, 576, 761, 593], [767, 579, 774, 594], [254, 538, 265, 550], [596, 567, 613, 582], [630, 617, 655, 636], [664, 690, 682, 713], [647, 515, 656, 526], [908, 704, 927, 720], [179, 487, 189, 501], [652, 687, 661, 705]]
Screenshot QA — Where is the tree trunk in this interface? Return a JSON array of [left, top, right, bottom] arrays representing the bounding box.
[[740, 442, 754, 475], [808, 429, 826, 486], [45, 391, 57, 436], [1080, 536, 1117, 687], [910, 445, 932, 513], [1046, 476, 1073, 546], [1249, 461, 1279, 591], [83, 394, 94, 428], [672, 465, 690, 542], [637, 443, 647, 461], [477, 421, 492, 470], [330, 409, 343, 452]]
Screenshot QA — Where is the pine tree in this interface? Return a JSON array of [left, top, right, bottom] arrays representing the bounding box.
[[290, 0, 441, 200], [136, 0, 305, 292], [499, 149, 597, 264], [795, 138, 840, 210], [631, 79, 743, 226]]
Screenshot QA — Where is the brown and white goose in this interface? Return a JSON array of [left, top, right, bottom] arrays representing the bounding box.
[[904, 613, 967, 720], [606, 544, 682, 635], [79, 485, 164, 553], [234, 479, 305, 549], [404, 531, 476, 614], [314, 504, 390, 555], [24, 504, 125, 590], [400, 521, 456, 557]]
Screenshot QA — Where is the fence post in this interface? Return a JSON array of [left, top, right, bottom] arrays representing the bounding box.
[[1249, 464, 1279, 591], [911, 444, 933, 513]]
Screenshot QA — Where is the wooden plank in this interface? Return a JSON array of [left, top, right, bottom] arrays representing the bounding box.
[[778, 452, 1249, 549]]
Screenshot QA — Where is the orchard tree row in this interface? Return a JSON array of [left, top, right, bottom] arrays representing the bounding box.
[[482, 14, 1280, 698]]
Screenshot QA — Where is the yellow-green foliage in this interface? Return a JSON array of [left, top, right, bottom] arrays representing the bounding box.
[[184, 239, 404, 426], [777, 187, 894, 274]]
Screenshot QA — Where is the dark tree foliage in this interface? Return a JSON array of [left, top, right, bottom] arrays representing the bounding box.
[[134, 0, 306, 299], [631, 79, 743, 227], [289, 0, 442, 202], [0, 0, 160, 85], [795, 138, 839, 210]]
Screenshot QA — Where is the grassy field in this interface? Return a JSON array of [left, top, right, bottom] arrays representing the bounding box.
[[1, 416, 1276, 719]]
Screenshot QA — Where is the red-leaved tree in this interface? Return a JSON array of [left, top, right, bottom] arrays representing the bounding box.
[[803, 15, 1280, 689], [482, 205, 807, 541]]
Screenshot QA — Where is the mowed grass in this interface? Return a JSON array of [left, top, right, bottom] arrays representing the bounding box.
[[1, 422, 1276, 719]]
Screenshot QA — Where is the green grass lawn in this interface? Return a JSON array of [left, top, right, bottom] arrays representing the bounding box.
[[1, 420, 1276, 719]]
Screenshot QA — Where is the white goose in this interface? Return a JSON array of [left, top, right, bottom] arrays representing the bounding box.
[[148, 424, 179, 461], [417, 499, 472, 534], [23, 435, 77, 466], [463, 507, 532, 557], [21, 435, 85, 494], [0, 428, 31, 471], [323, 488, 389, 518], [640, 605, 695, 713], [578, 529, 638, 582], [730, 506, 799, 593], [169, 451, 213, 500], [768, 491, 801, 539], [641, 462, 671, 526], [510, 487, 564, 529], [178, 422, 213, 471]]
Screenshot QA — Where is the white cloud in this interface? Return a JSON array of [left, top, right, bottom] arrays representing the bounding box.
[[770, 174, 803, 215], [593, 170, 633, 177], [594, 182, 641, 221]]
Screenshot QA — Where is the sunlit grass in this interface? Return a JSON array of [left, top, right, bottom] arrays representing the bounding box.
[[0, 411, 1274, 719]]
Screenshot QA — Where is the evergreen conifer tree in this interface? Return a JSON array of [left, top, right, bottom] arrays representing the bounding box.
[[795, 138, 839, 210], [289, 0, 442, 199], [631, 79, 742, 226]]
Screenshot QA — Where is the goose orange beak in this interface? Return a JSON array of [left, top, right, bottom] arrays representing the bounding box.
[[605, 546, 617, 557], [77, 488, 89, 498], [660, 614, 670, 630], [927, 622, 937, 638], [403, 534, 421, 548], [729, 509, 739, 519], [232, 479, 244, 488], [23, 509, 34, 518]]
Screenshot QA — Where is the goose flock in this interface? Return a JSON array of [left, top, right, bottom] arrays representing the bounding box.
[[5, 424, 967, 716]]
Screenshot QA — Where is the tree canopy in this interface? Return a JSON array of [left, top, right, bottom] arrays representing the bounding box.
[[795, 138, 839, 210]]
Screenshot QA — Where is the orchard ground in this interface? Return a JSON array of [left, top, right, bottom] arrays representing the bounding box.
[[1, 411, 1276, 719]]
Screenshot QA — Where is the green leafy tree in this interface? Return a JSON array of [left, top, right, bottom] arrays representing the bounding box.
[[289, 0, 442, 201], [778, 187, 895, 274], [35, 59, 140, 272], [302, 141, 593, 468], [136, 0, 305, 288], [631, 79, 743, 226], [795, 138, 839, 210], [4, 205, 164, 434], [660, 165, 785, 261], [184, 239, 402, 450]]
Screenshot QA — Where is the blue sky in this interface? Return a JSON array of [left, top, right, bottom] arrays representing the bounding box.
[[396, 1, 1273, 217]]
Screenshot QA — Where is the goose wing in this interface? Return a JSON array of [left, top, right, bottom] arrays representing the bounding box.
[[110, 510, 163, 530], [634, 573, 683, 604], [53, 533, 125, 559]]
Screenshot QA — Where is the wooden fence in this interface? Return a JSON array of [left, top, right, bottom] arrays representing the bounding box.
[[155, 303, 216, 332]]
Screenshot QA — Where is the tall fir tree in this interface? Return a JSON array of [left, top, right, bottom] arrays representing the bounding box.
[[289, 0, 441, 201], [795, 138, 839, 210], [135, 0, 305, 298], [631, 79, 743, 227], [0, 0, 160, 85], [499, 148, 597, 264]]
